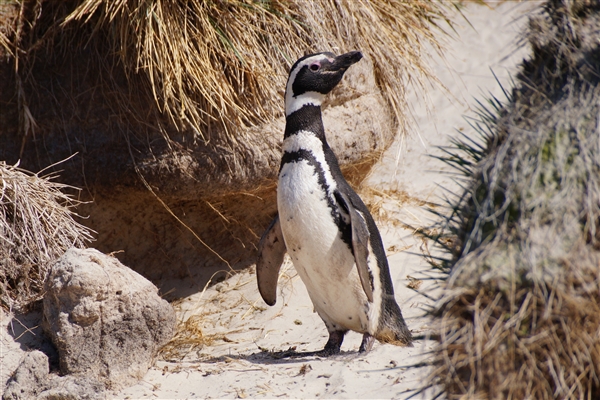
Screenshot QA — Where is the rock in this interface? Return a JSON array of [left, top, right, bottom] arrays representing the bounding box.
[[42, 248, 176, 390], [3, 351, 49, 400]]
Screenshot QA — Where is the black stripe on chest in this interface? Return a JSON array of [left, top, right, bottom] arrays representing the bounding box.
[[284, 105, 324, 139], [279, 149, 352, 249]]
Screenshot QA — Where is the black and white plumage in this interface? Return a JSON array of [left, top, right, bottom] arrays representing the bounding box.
[[257, 51, 412, 355]]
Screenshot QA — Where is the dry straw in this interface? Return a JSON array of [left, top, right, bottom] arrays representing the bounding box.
[[0, 161, 94, 310], [423, 1, 600, 398]]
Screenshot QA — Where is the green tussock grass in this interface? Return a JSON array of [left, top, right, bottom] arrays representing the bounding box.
[[412, 1, 600, 399]]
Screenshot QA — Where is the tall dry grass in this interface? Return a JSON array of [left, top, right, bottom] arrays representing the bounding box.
[[6, 0, 452, 143], [0, 161, 94, 310]]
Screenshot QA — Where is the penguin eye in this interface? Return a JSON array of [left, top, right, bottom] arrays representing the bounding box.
[[309, 63, 320, 71]]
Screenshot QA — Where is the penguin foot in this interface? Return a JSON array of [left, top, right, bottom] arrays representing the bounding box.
[[359, 333, 375, 353], [317, 329, 347, 356]]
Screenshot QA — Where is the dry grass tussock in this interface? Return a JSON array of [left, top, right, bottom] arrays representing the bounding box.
[[422, 1, 600, 398], [0, 161, 94, 311], [7, 0, 452, 142]]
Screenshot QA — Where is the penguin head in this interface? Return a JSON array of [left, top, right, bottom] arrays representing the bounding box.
[[285, 51, 363, 116]]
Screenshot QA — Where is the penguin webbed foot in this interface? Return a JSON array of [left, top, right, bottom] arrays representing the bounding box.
[[317, 329, 346, 356]]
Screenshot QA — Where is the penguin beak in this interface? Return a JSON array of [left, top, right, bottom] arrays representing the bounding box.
[[329, 51, 363, 72]]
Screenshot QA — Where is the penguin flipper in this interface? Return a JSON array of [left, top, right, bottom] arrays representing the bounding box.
[[335, 191, 374, 303], [256, 214, 286, 306]]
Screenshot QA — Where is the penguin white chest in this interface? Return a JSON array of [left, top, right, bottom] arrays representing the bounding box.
[[278, 158, 339, 258], [277, 133, 370, 332]]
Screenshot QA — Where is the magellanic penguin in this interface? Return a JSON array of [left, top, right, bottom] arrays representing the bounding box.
[[256, 51, 413, 355]]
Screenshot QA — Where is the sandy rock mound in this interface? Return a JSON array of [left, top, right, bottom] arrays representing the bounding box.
[[42, 248, 176, 390], [78, 58, 393, 291]]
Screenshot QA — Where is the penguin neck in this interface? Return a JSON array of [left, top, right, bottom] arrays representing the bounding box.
[[285, 87, 325, 116], [284, 105, 327, 143]]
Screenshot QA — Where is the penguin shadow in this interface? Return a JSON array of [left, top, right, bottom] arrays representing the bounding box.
[[198, 346, 367, 366]]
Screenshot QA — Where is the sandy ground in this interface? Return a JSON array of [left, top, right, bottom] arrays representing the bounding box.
[[1, 2, 539, 399]]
